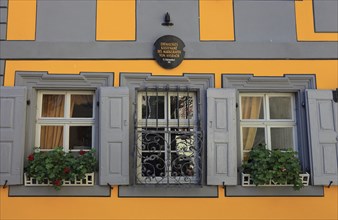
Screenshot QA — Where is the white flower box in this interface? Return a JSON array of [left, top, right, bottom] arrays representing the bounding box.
[[24, 173, 94, 186], [241, 172, 310, 187]]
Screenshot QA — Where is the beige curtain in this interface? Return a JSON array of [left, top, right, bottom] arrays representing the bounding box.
[[40, 95, 64, 149], [242, 97, 262, 150], [40, 126, 63, 149], [70, 95, 93, 117]]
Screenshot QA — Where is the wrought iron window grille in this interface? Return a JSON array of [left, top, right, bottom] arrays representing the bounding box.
[[134, 86, 203, 186]]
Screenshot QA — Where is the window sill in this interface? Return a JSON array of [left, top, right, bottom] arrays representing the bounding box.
[[225, 185, 324, 197], [119, 185, 218, 198]]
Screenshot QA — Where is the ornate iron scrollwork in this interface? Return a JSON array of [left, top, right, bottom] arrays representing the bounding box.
[[135, 129, 203, 185]]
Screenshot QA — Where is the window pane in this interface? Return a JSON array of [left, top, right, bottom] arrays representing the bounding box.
[[271, 127, 294, 150], [142, 152, 165, 177], [42, 94, 64, 117], [70, 95, 93, 118], [171, 153, 195, 177], [170, 96, 193, 119], [69, 126, 92, 150], [242, 127, 265, 151], [142, 96, 164, 119], [241, 97, 264, 119], [141, 128, 165, 151], [40, 126, 63, 149], [170, 128, 194, 152], [269, 97, 292, 119]]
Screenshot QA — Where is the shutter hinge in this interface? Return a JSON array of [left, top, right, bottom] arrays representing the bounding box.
[[333, 89, 338, 103], [107, 183, 114, 190], [2, 180, 8, 188], [96, 101, 99, 107], [26, 100, 30, 105], [301, 102, 305, 107], [236, 103, 239, 108]]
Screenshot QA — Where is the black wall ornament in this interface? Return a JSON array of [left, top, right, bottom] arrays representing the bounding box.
[[153, 35, 185, 69]]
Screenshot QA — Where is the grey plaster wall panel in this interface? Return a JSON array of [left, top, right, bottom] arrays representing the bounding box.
[[0, 0, 7, 8], [314, 0, 338, 32], [0, 7, 7, 23], [234, 0, 296, 42], [0, 60, 4, 86], [0, 23, 6, 40], [0, 60, 4, 74], [36, 0, 96, 42], [137, 0, 199, 43], [1, 41, 338, 59]]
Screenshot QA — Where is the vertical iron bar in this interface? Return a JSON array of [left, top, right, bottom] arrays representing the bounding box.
[[197, 90, 203, 185], [176, 86, 180, 128], [187, 86, 190, 128], [134, 90, 138, 185], [166, 85, 170, 185], [145, 87, 148, 130], [156, 86, 158, 130]]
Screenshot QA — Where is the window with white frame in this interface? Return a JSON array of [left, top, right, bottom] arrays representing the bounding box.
[[240, 93, 297, 161], [135, 89, 202, 185], [36, 91, 95, 152]]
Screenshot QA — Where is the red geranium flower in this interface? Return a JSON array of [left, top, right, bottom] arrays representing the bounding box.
[[53, 179, 62, 186], [79, 150, 86, 155], [28, 154, 34, 161], [63, 167, 71, 174]]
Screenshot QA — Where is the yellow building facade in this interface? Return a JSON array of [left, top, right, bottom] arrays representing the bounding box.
[[0, 1, 337, 219]]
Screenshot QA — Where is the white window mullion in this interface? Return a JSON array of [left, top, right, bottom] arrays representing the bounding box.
[[264, 94, 269, 121], [36, 92, 43, 119], [64, 125, 70, 152], [64, 92, 71, 119], [35, 125, 41, 149], [266, 125, 271, 150]]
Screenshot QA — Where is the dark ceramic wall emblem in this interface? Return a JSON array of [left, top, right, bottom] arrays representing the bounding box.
[[153, 35, 185, 69]]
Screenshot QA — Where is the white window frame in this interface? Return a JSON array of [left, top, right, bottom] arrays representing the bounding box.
[[35, 90, 95, 152], [136, 91, 199, 184], [239, 93, 297, 161]]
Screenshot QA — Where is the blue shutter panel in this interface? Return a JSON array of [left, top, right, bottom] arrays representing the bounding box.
[[0, 87, 27, 185], [207, 88, 237, 185], [99, 87, 129, 185], [306, 89, 338, 185]]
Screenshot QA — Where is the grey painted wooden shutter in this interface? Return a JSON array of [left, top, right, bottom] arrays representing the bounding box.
[[207, 88, 237, 185], [306, 89, 338, 185], [0, 87, 27, 185], [99, 87, 129, 185]]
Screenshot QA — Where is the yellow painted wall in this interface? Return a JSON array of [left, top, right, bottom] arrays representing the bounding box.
[[0, 186, 337, 220], [6, 0, 338, 42], [2, 0, 338, 219], [6, 0, 36, 40], [3, 60, 338, 89], [295, 0, 338, 41], [1, 60, 338, 220], [96, 0, 136, 41], [199, 0, 235, 41]]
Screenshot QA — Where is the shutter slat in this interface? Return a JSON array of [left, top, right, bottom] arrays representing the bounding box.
[[306, 89, 338, 186], [99, 87, 129, 185], [0, 87, 27, 185], [207, 88, 237, 185]]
